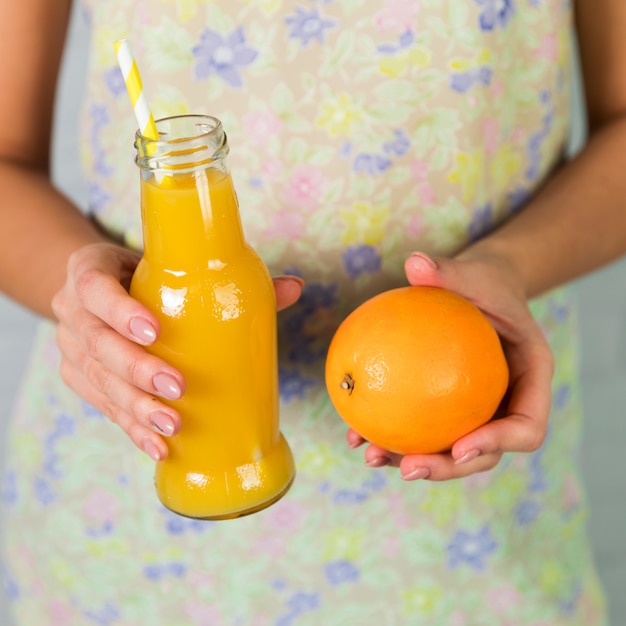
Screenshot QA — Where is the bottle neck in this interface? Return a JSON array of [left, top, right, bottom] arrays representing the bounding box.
[[139, 168, 245, 270], [135, 115, 245, 270]]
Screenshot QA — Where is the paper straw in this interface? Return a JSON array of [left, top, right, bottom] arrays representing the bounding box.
[[114, 39, 159, 141]]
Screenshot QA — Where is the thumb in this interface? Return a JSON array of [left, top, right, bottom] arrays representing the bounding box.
[[403, 251, 446, 288]]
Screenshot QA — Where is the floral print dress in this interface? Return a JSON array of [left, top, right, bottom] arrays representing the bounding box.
[[1, 1, 610, 624]]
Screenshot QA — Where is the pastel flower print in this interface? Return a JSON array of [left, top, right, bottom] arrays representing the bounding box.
[[262, 157, 283, 180], [325, 560, 359, 585], [192, 27, 258, 88], [482, 117, 499, 154], [265, 210, 306, 239], [343, 245, 382, 279], [374, 0, 420, 33], [447, 525, 498, 571], [285, 6, 337, 47], [282, 165, 328, 210], [316, 93, 365, 137], [243, 110, 283, 146], [486, 585, 522, 613], [340, 202, 389, 246], [266, 501, 306, 532], [406, 213, 424, 238], [474, 0, 515, 31]]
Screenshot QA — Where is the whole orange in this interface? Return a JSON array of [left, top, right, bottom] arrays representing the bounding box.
[[325, 286, 509, 455]]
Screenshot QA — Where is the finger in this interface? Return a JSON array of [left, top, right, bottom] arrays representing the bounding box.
[[59, 357, 171, 461], [274, 275, 304, 311], [362, 442, 403, 468], [57, 311, 185, 401], [400, 450, 503, 481], [403, 252, 444, 288], [346, 427, 367, 449], [58, 324, 181, 434], [67, 247, 159, 346], [451, 333, 554, 462]]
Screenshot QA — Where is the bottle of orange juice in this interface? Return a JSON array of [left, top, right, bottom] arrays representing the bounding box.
[[131, 114, 295, 520]]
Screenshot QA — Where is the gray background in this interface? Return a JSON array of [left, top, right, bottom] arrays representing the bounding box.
[[1, 5, 625, 624]]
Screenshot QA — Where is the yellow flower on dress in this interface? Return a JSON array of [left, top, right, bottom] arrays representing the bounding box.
[[540, 560, 568, 597], [316, 93, 365, 137], [340, 202, 390, 246], [447, 148, 485, 202], [491, 145, 522, 190], [322, 528, 366, 560], [241, 0, 282, 14], [298, 442, 341, 477], [421, 481, 463, 525], [403, 584, 444, 615], [379, 46, 432, 78], [159, 0, 208, 22]]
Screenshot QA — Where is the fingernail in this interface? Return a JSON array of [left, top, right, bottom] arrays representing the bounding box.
[[455, 449, 481, 465], [365, 457, 391, 468], [282, 275, 305, 288], [130, 317, 157, 344], [409, 252, 438, 270], [143, 438, 161, 461], [153, 373, 182, 400], [150, 411, 175, 436], [401, 467, 430, 481]]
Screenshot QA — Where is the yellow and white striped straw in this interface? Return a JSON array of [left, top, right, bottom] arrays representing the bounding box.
[[114, 39, 159, 141]]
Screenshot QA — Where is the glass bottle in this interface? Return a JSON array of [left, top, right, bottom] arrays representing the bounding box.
[[131, 114, 295, 519]]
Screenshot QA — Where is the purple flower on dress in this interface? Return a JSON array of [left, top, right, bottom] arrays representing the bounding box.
[[83, 603, 120, 626], [552, 383, 570, 410], [34, 477, 55, 506], [144, 562, 187, 582], [450, 66, 493, 93], [377, 30, 415, 55], [285, 6, 337, 47], [332, 489, 369, 505], [447, 525, 498, 571], [89, 182, 112, 214], [468, 203, 494, 242], [1, 567, 19, 601], [474, 0, 515, 31], [353, 153, 392, 175], [383, 129, 411, 157], [279, 367, 317, 401], [104, 66, 126, 98], [325, 560, 360, 585], [516, 499, 542, 526], [281, 280, 339, 364], [343, 245, 382, 279], [192, 27, 258, 88], [507, 186, 529, 214], [1, 470, 16, 505]]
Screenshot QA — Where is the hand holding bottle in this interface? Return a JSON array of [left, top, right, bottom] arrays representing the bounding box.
[[52, 240, 303, 462]]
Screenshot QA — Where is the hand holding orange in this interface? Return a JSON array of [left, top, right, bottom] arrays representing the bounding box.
[[325, 286, 509, 455]]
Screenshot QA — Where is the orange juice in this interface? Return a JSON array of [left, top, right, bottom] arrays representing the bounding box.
[[130, 115, 295, 519]]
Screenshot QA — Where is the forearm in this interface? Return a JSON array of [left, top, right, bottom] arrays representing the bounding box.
[[0, 161, 109, 319], [460, 115, 626, 299]]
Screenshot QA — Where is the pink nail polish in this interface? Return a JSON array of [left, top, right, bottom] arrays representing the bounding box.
[[153, 373, 182, 400], [365, 457, 390, 468], [401, 467, 430, 481], [150, 411, 175, 436], [409, 252, 438, 270], [143, 438, 161, 461], [130, 317, 156, 344], [454, 449, 481, 465]]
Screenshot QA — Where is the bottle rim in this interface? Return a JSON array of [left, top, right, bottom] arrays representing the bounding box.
[[135, 114, 230, 172]]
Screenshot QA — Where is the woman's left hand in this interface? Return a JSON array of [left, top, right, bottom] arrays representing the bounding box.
[[346, 249, 554, 481]]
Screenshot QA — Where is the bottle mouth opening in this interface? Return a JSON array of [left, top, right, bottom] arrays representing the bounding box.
[[135, 114, 230, 172]]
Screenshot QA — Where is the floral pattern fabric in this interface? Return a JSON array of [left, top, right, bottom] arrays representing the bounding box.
[[1, 1, 609, 624]]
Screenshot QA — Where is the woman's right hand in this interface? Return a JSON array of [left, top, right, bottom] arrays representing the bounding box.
[[51, 242, 303, 461]]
